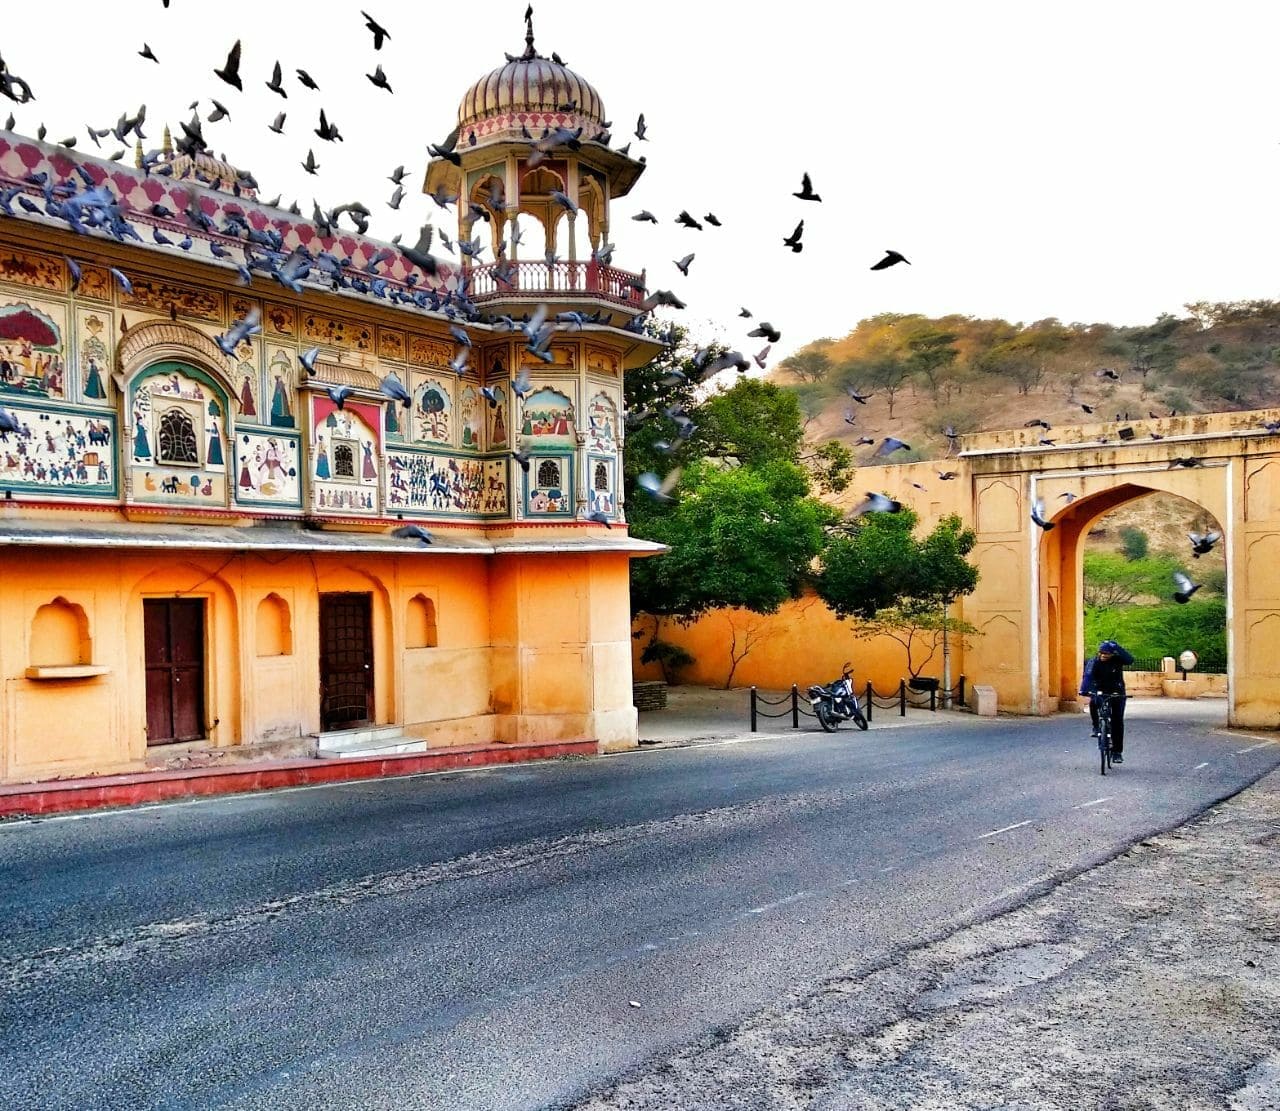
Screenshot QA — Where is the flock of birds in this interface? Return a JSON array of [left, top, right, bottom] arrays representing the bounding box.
[[0, 10, 1258, 582]]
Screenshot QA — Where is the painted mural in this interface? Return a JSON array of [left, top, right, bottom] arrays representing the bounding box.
[[0, 402, 115, 495], [78, 310, 111, 405], [237, 362, 259, 420], [585, 391, 618, 453], [587, 453, 617, 517], [415, 375, 452, 445], [311, 396, 381, 516], [129, 365, 230, 505], [486, 383, 509, 450], [234, 431, 301, 507], [459, 384, 483, 451], [267, 349, 296, 428], [518, 386, 575, 449], [386, 451, 508, 515], [525, 453, 573, 516], [0, 296, 67, 399]]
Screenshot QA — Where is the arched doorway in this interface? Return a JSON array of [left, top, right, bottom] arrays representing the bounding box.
[[1036, 480, 1229, 719]]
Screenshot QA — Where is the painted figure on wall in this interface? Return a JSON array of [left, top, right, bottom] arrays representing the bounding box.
[[519, 387, 575, 448], [206, 402, 225, 467], [315, 435, 331, 480], [270, 373, 293, 427], [133, 408, 151, 460], [239, 371, 257, 418], [361, 441, 377, 481], [460, 385, 482, 450], [0, 300, 65, 399], [83, 356, 106, 401]]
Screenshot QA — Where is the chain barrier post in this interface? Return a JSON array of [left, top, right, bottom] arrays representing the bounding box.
[[791, 684, 799, 728], [865, 681, 873, 723], [750, 686, 757, 732], [930, 685, 937, 712], [899, 679, 907, 717]]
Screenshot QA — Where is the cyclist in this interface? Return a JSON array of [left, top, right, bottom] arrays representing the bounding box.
[[1080, 639, 1134, 762]]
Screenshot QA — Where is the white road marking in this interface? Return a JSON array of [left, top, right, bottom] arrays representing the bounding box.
[[980, 819, 1032, 839], [1234, 740, 1277, 755], [1073, 797, 1112, 809], [1194, 762, 1210, 770]]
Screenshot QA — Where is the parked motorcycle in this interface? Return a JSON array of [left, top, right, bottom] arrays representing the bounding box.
[[808, 663, 869, 732]]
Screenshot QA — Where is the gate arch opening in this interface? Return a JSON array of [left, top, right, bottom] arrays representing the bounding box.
[[1037, 481, 1228, 718]]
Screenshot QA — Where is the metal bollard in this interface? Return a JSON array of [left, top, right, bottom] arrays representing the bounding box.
[[791, 684, 799, 729], [958, 676, 966, 707], [930, 685, 937, 712], [899, 679, 907, 716], [750, 686, 757, 732], [865, 681, 873, 723]]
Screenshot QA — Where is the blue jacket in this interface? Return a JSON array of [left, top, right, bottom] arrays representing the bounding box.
[[1080, 646, 1134, 696]]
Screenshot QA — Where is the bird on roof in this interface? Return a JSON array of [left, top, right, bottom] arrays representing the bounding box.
[[393, 525, 433, 545]]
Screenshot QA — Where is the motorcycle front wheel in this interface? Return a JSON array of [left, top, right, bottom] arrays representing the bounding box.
[[850, 705, 869, 731], [815, 701, 839, 732]]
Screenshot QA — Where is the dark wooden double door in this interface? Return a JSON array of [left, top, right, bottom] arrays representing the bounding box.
[[320, 592, 374, 732], [144, 599, 206, 746]]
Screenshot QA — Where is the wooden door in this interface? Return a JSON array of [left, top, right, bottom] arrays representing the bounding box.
[[144, 598, 207, 745], [319, 593, 374, 732]]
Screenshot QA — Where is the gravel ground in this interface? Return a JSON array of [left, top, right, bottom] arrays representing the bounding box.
[[572, 766, 1280, 1111]]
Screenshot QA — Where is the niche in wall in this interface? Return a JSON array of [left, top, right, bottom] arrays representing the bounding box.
[[406, 594, 438, 649], [255, 593, 293, 657]]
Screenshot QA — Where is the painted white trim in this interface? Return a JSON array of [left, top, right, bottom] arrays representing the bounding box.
[[1034, 460, 1229, 482], [960, 429, 1274, 459], [1226, 458, 1236, 724], [1029, 473, 1041, 715]]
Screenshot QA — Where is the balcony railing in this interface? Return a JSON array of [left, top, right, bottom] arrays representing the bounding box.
[[467, 259, 646, 307]]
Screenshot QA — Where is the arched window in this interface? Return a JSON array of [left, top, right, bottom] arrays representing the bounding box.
[[536, 459, 560, 489], [406, 594, 438, 649], [158, 408, 199, 465], [594, 462, 609, 491], [333, 441, 356, 479], [30, 598, 91, 667], [255, 593, 293, 657]]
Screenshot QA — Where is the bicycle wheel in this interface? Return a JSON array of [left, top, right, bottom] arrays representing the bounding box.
[[815, 702, 839, 732], [1098, 718, 1110, 776]]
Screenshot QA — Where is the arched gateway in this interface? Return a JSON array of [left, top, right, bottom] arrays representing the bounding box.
[[892, 408, 1280, 728]]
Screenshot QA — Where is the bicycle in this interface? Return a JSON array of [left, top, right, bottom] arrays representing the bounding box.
[[1089, 691, 1123, 776]]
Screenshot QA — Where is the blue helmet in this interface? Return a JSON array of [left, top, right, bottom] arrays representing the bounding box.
[[1099, 640, 1120, 654]]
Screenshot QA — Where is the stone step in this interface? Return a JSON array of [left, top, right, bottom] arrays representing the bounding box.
[[314, 726, 423, 759]]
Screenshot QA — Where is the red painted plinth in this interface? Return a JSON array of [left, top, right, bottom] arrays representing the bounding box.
[[0, 739, 600, 818]]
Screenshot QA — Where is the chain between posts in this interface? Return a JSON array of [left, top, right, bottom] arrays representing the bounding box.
[[749, 677, 968, 731]]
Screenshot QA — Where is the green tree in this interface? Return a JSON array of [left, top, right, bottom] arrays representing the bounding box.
[[779, 347, 833, 383], [905, 329, 959, 399], [1119, 526, 1149, 561], [816, 510, 980, 681], [691, 378, 803, 468], [861, 355, 912, 418], [630, 459, 836, 623]]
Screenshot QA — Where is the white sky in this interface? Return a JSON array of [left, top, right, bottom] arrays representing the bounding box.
[[3, 0, 1278, 359]]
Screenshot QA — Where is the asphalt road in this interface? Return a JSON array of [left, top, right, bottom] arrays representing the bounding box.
[[1, 700, 1276, 1110]]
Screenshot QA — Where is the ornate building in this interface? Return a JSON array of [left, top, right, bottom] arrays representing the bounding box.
[[0, 31, 663, 785]]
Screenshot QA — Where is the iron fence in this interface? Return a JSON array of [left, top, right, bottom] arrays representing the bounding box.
[[1120, 655, 1227, 674], [749, 677, 967, 731]]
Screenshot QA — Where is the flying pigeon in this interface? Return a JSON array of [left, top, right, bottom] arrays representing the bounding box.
[[362, 10, 391, 49], [215, 307, 261, 357], [782, 221, 804, 252], [326, 385, 353, 410], [1095, 367, 1121, 381], [379, 374, 412, 408], [849, 492, 901, 516], [637, 468, 681, 503], [870, 250, 910, 270], [793, 172, 821, 201], [1031, 498, 1055, 531], [214, 40, 243, 91], [748, 321, 781, 344], [874, 437, 910, 457], [1172, 571, 1202, 604], [1188, 530, 1221, 557]]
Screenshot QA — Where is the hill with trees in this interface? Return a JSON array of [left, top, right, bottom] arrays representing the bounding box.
[[776, 300, 1280, 462]]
